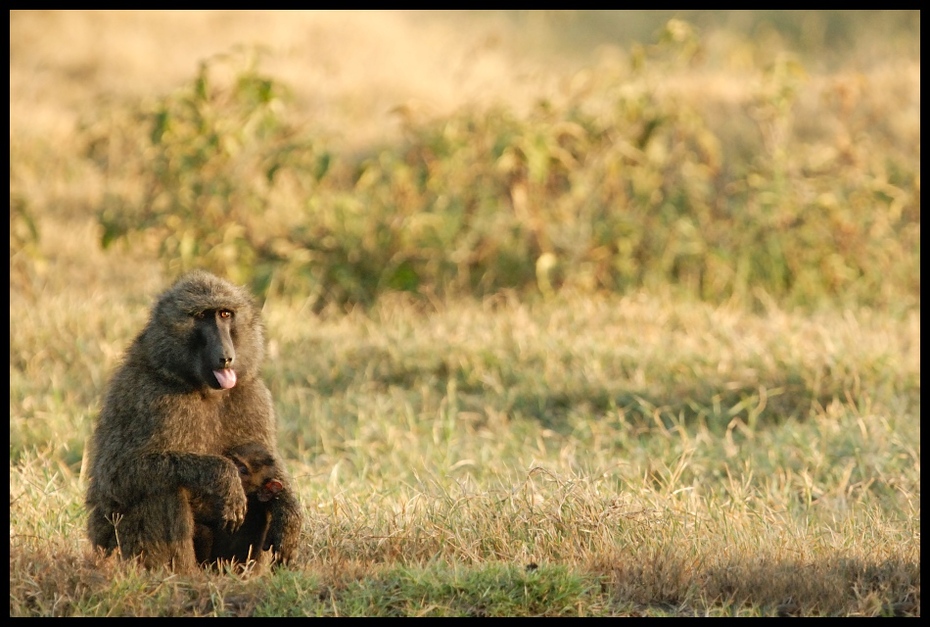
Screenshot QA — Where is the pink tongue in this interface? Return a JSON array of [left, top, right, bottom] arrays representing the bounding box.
[[213, 369, 237, 389]]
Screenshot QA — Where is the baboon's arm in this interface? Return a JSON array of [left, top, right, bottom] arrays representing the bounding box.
[[108, 451, 248, 531]]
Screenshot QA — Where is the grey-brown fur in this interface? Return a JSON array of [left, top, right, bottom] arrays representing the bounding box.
[[85, 271, 302, 571], [194, 442, 286, 566]]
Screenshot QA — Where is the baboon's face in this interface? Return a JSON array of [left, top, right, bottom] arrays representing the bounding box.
[[191, 308, 238, 390], [144, 271, 262, 391], [231, 454, 264, 492], [166, 303, 241, 391], [227, 444, 281, 500]]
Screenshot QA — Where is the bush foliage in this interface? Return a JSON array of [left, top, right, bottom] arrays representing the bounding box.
[[90, 22, 919, 310]]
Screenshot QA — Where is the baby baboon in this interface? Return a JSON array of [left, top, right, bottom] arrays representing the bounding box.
[[85, 271, 302, 572], [194, 442, 287, 566]]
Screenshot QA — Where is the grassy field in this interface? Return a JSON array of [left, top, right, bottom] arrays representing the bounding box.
[[10, 11, 920, 616]]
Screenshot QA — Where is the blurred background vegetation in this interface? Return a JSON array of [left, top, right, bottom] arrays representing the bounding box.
[[10, 10, 920, 312]]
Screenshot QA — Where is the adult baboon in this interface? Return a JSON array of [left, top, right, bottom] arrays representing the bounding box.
[[85, 271, 302, 572], [193, 442, 286, 566]]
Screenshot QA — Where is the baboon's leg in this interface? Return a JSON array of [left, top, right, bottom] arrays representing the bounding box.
[[110, 491, 199, 573], [87, 503, 119, 554], [193, 523, 216, 565]]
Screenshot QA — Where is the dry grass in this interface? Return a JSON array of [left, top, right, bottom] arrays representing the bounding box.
[[10, 10, 920, 616], [11, 287, 920, 615]]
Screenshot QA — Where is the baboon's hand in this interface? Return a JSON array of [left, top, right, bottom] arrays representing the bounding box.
[[218, 461, 248, 533]]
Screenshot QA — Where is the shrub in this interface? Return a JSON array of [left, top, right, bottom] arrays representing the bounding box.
[[89, 24, 919, 310]]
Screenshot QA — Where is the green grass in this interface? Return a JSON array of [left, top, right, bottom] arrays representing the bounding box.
[[9, 10, 920, 617]]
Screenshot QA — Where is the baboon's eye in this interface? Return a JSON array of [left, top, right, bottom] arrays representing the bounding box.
[[237, 463, 249, 476], [193, 311, 206, 320], [219, 309, 234, 319]]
